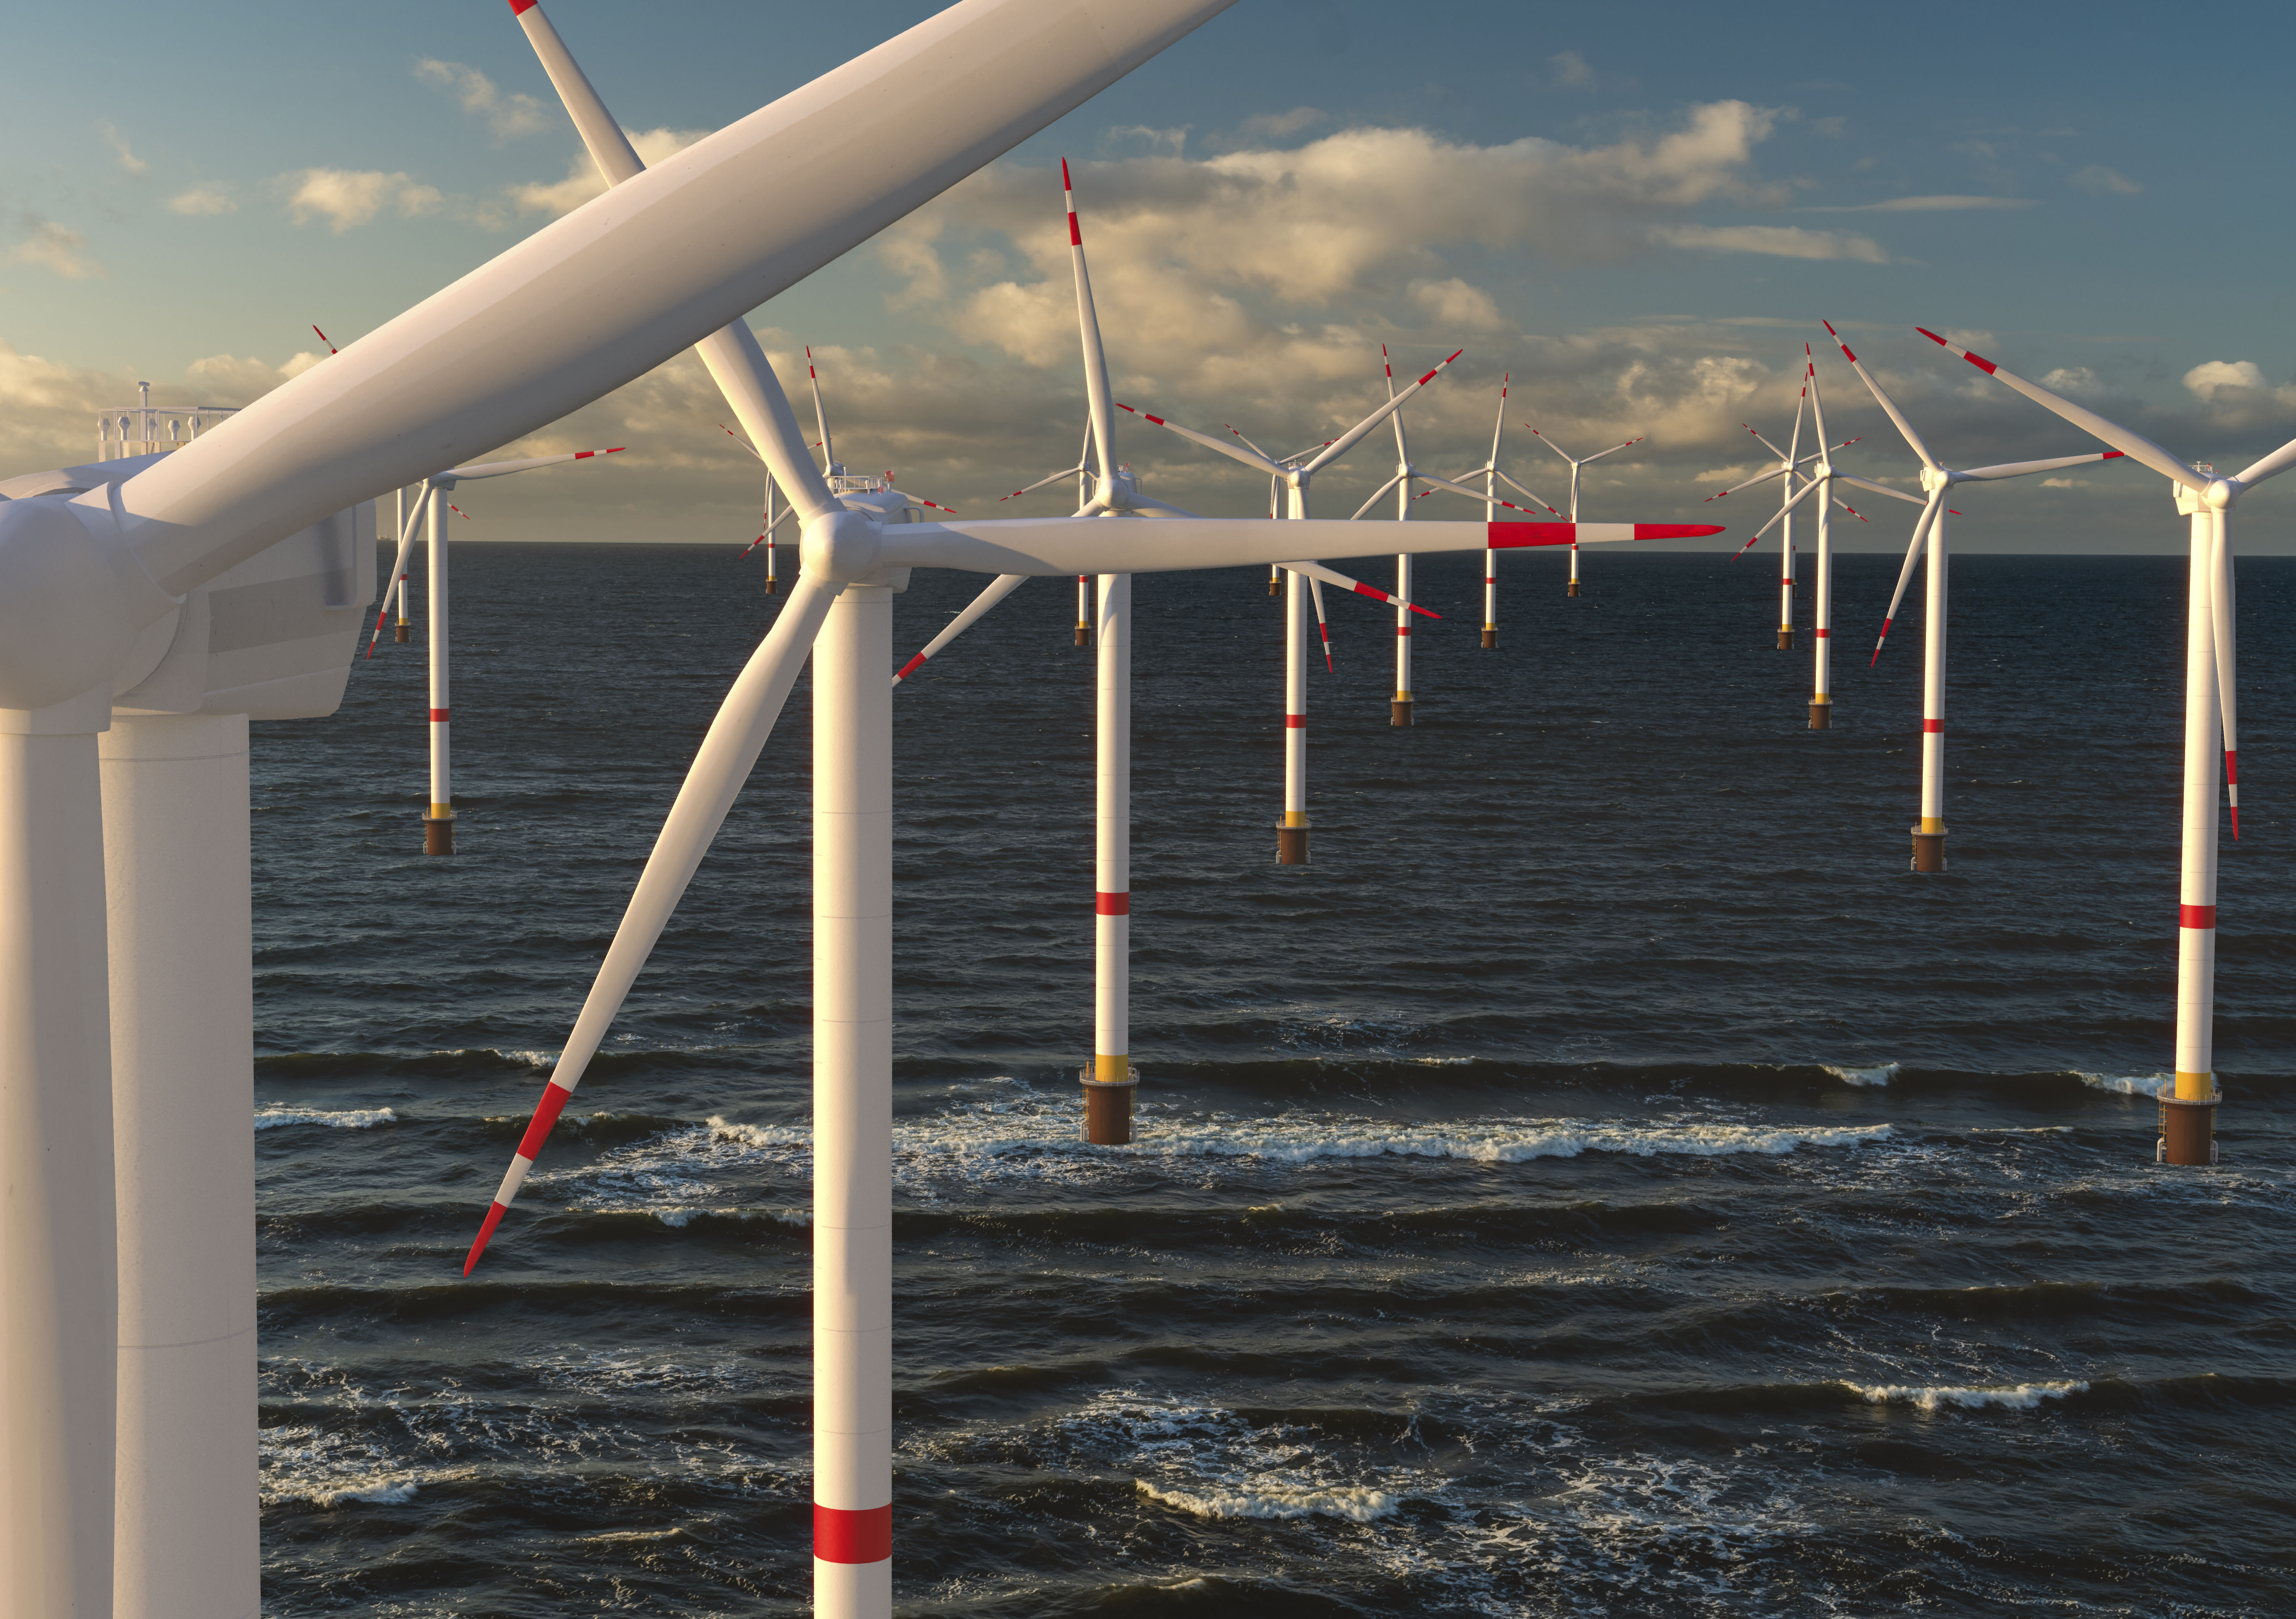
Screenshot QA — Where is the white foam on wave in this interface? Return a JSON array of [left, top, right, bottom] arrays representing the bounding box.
[[254, 1105, 396, 1131], [2078, 1071, 2171, 1097], [1850, 1379, 2087, 1413], [543, 1085, 1899, 1214], [1823, 1062, 1899, 1087], [1137, 1479, 1400, 1522]]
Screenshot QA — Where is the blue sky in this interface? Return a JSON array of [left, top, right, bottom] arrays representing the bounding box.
[[6, 0, 2294, 550]]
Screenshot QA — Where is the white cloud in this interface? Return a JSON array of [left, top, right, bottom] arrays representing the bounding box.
[[1409, 277, 1505, 332], [2070, 164, 2142, 196], [185, 350, 327, 398], [1107, 124, 1190, 155], [2040, 366, 2104, 396], [1650, 223, 1889, 262], [1801, 195, 2034, 212], [2182, 360, 2271, 401], [1551, 50, 1595, 88], [511, 128, 714, 217], [8, 219, 102, 280], [1234, 107, 1326, 143], [2181, 359, 2296, 430], [99, 122, 147, 174], [280, 169, 443, 233], [413, 59, 552, 141], [167, 183, 237, 216]]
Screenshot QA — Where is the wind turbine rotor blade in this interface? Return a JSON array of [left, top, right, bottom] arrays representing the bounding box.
[[997, 463, 1091, 501], [1743, 425, 1790, 463], [1578, 436, 1643, 465], [1349, 471, 1409, 522], [1871, 493, 1942, 664], [1492, 470, 1561, 512], [893, 573, 1030, 685], [465, 575, 840, 1271], [2209, 517, 2239, 837], [2232, 432, 2296, 491], [1527, 427, 1576, 465], [1061, 157, 1119, 484], [721, 425, 765, 461], [1705, 465, 1790, 503], [1488, 374, 1509, 465], [806, 346, 833, 471], [1957, 450, 2126, 481], [1822, 320, 1940, 470], [1124, 494, 1200, 518], [1916, 328, 2206, 492], [1804, 347, 1829, 447], [1733, 476, 1821, 557], [1301, 351, 1463, 475], [1114, 403, 1283, 474], [441, 447, 627, 480], [1284, 558, 1442, 618], [1832, 473, 1926, 505], [366, 493, 429, 656], [875, 516, 1725, 575], [1307, 574, 1333, 669]]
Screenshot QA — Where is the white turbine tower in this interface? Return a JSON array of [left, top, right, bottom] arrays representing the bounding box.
[[1912, 325, 2270, 1164], [0, 3, 1256, 1613], [368, 448, 625, 852], [1811, 325, 2124, 868], [1422, 374, 1563, 647], [1528, 424, 1643, 597]]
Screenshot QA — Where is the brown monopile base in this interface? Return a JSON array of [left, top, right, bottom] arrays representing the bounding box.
[[1480, 628, 1497, 648], [394, 623, 410, 643], [1391, 699, 1413, 727], [1809, 701, 1832, 730], [1268, 577, 1281, 596], [763, 577, 777, 594], [1276, 825, 1310, 865], [2158, 1093, 2220, 1166], [1074, 626, 1089, 646], [1910, 831, 1946, 873], [1082, 1075, 1138, 1145], [1777, 629, 1794, 650], [424, 815, 455, 856], [1567, 579, 1582, 597]]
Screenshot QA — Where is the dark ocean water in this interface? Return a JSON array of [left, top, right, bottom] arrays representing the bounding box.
[[253, 542, 2294, 1617]]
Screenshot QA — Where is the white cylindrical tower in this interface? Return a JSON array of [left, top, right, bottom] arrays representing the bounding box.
[[1083, 572, 1136, 1143], [812, 578, 894, 1619], [101, 712, 257, 1619], [1911, 509, 1948, 871], [1809, 489, 1833, 728], [425, 484, 454, 854], [0, 687, 120, 1619], [2164, 504, 2223, 1164]]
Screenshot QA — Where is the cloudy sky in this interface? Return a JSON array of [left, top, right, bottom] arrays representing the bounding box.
[[6, 0, 2295, 550]]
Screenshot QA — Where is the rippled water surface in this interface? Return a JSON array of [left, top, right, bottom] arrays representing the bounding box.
[[254, 545, 2294, 1615]]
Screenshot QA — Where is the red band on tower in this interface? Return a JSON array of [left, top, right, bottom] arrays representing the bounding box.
[[814, 1504, 892, 1564], [1284, 714, 1305, 728], [1095, 892, 1129, 916], [2180, 904, 2217, 929], [1922, 719, 1943, 733], [429, 708, 450, 722]]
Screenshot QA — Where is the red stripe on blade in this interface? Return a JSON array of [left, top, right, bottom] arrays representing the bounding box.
[[815, 1504, 892, 1565], [1095, 892, 1130, 916], [1067, 212, 1082, 246], [463, 1201, 507, 1275], [893, 653, 927, 682], [508, 0, 538, 12], [1061, 157, 1072, 190], [1350, 582, 1388, 602], [516, 1082, 574, 1161], [2179, 904, 2216, 929], [1631, 524, 1727, 540]]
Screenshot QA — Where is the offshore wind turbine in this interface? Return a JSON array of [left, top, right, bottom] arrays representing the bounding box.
[[1422, 374, 1565, 646], [1117, 357, 1461, 861], [369, 447, 626, 853], [0, 6, 1251, 1615], [1913, 326, 2271, 1163], [1529, 423, 1643, 597], [1817, 325, 2123, 868], [1341, 351, 1543, 721]]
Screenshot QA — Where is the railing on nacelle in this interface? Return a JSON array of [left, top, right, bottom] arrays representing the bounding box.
[[96, 380, 239, 460]]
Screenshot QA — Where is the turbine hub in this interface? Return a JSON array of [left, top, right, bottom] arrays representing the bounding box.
[[2204, 477, 2237, 510], [801, 505, 884, 585]]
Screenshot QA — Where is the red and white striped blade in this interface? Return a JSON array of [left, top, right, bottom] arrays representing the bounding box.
[[1307, 574, 1332, 669], [1956, 450, 2124, 481], [1821, 319, 1939, 470], [2207, 519, 2239, 837], [1285, 558, 1441, 618], [1871, 493, 1941, 665], [465, 577, 840, 1273], [1298, 350, 1463, 477], [892, 573, 1031, 686], [367, 495, 429, 656], [1114, 402, 1283, 475], [1917, 328, 2205, 492], [442, 446, 626, 480]]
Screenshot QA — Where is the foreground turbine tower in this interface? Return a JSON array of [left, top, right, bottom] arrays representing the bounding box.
[[0, 3, 1253, 1614], [1918, 326, 2282, 1165]]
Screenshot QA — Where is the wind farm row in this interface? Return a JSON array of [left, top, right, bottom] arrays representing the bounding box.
[[5, 1, 2266, 1617]]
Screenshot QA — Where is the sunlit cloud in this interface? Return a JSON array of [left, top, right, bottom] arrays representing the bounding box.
[[8, 217, 103, 280], [413, 59, 553, 142], [168, 183, 237, 216], [279, 169, 444, 233]]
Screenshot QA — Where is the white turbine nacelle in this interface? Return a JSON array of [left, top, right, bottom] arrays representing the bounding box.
[[0, 461, 375, 720]]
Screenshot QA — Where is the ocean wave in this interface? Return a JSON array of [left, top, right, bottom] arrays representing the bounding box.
[[254, 1106, 396, 1131], [1136, 1479, 1401, 1522], [1824, 1062, 1900, 1087], [1850, 1379, 2088, 1413], [2078, 1071, 2172, 1097]]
